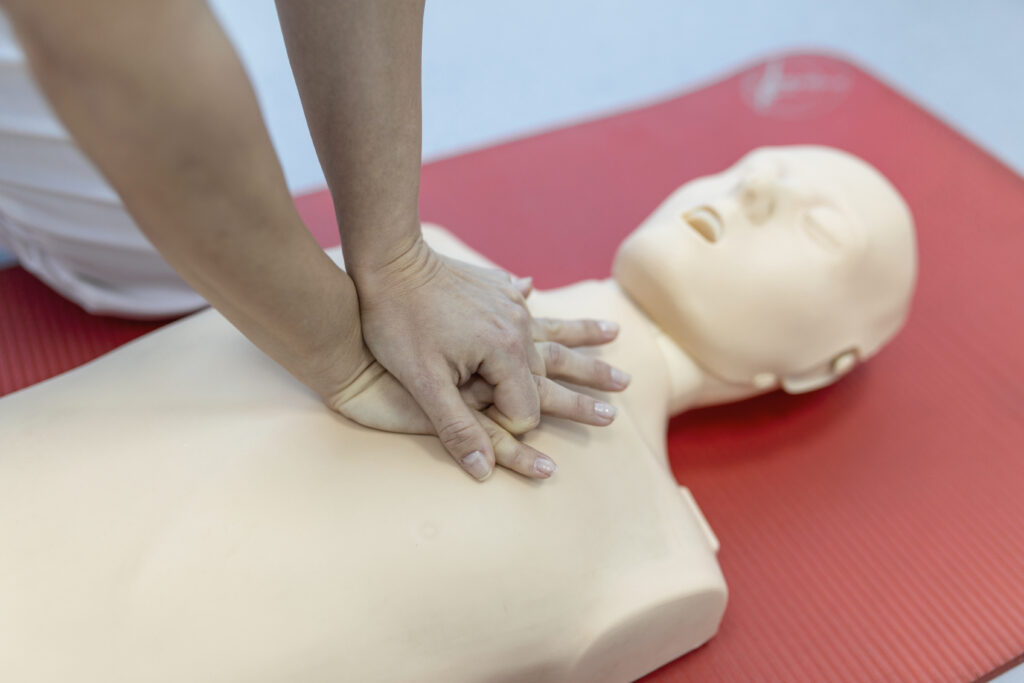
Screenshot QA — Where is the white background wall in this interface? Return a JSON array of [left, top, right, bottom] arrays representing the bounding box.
[[1, 0, 1022, 266], [212, 0, 1024, 193]]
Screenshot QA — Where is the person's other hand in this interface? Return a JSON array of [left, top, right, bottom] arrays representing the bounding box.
[[353, 237, 542, 468], [328, 319, 629, 480]]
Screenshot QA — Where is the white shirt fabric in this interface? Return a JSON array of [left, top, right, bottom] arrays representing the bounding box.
[[0, 11, 205, 318]]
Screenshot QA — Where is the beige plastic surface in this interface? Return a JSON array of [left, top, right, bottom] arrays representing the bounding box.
[[0, 146, 915, 682], [615, 146, 916, 394]]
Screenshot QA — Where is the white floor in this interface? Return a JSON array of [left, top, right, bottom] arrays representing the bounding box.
[[3, 4, 1024, 677]]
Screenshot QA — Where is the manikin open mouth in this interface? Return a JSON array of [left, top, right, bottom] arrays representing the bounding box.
[[682, 207, 723, 243]]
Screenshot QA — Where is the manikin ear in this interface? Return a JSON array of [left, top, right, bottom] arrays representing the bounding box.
[[780, 350, 858, 395]]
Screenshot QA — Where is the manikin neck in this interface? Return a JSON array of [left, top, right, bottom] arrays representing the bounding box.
[[605, 280, 769, 415]]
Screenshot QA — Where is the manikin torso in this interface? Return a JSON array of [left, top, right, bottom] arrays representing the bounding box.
[[0, 146, 916, 682], [0, 231, 728, 683]]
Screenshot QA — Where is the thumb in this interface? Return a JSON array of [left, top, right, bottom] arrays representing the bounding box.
[[412, 374, 495, 481]]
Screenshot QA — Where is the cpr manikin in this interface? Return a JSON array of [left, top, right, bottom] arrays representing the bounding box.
[[0, 147, 916, 683]]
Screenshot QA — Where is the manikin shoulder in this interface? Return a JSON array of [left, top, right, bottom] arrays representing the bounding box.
[[0, 225, 725, 682]]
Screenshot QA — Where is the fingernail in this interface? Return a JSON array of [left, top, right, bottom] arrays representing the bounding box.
[[594, 401, 617, 420], [533, 456, 557, 477], [611, 368, 631, 387], [516, 276, 533, 289], [461, 450, 491, 480], [598, 321, 619, 336]]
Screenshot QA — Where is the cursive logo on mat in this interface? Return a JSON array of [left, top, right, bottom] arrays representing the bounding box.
[[741, 56, 854, 119]]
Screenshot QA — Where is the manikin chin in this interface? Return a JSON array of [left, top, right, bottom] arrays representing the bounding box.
[[0, 146, 916, 683]]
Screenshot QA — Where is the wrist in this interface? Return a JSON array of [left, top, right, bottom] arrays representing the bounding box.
[[284, 265, 369, 390], [340, 216, 426, 284], [199, 231, 367, 398]]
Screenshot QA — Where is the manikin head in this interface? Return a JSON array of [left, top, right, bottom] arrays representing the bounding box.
[[613, 146, 916, 394]]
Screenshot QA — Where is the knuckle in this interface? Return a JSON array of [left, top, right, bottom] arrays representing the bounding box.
[[574, 391, 591, 417], [545, 342, 565, 370], [436, 418, 480, 450], [527, 347, 546, 377], [495, 329, 522, 353], [505, 423, 529, 437], [507, 305, 530, 327], [509, 447, 531, 472], [506, 411, 540, 436], [487, 424, 512, 449], [534, 374, 548, 399], [408, 369, 444, 396]]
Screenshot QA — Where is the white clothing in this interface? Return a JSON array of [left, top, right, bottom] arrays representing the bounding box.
[[0, 11, 205, 318]]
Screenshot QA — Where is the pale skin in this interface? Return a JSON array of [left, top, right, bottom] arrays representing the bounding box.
[[0, 0, 627, 481], [0, 146, 917, 681]]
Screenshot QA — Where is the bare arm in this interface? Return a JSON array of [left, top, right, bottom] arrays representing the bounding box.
[[275, 0, 425, 277], [2, 0, 368, 396], [277, 1, 574, 478], [4, 0, 628, 481]]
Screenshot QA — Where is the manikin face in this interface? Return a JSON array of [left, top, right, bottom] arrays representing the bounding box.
[[613, 146, 916, 392]]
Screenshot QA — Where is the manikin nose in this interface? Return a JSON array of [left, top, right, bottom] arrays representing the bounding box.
[[737, 172, 777, 224]]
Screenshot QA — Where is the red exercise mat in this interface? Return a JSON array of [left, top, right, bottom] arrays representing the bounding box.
[[2, 53, 1023, 682]]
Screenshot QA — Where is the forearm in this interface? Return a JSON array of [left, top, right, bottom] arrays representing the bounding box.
[[276, 0, 425, 279], [4, 0, 364, 387]]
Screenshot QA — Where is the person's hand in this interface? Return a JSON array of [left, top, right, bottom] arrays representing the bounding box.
[[326, 320, 629, 480], [349, 236, 629, 479]]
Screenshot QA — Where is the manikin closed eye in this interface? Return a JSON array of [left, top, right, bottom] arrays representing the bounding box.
[[801, 204, 851, 252]]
